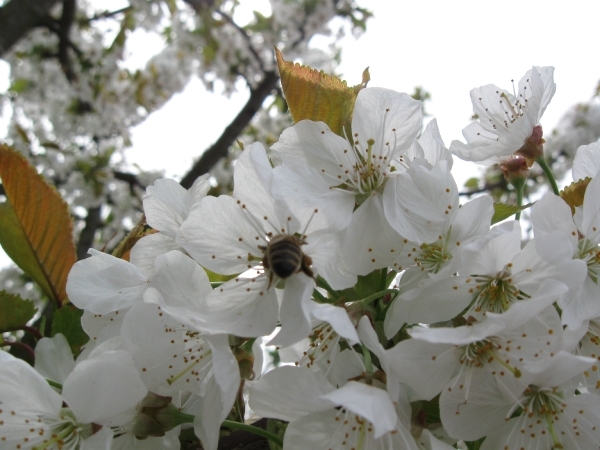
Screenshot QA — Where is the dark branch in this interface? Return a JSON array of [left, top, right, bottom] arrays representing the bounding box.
[[0, 0, 61, 56], [113, 170, 146, 195], [179, 70, 279, 189], [82, 6, 131, 23], [76, 206, 102, 260], [57, 0, 77, 83], [458, 180, 507, 196]]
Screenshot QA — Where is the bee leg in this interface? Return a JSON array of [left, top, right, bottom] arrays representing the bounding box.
[[300, 254, 315, 282], [266, 271, 275, 290]]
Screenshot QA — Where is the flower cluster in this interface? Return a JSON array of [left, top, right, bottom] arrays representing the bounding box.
[[3, 66, 600, 450]]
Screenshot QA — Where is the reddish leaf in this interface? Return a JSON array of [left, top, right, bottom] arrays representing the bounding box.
[[0, 144, 76, 304]]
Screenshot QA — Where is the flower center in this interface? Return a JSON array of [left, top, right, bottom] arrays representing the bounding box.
[[331, 408, 380, 450], [167, 332, 213, 387], [469, 267, 526, 315], [577, 238, 600, 283], [460, 339, 522, 377], [34, 409, 92, 450], [294, 323, 340, 372], [415, 237, 452, 274], [520, 385, 566, 448]]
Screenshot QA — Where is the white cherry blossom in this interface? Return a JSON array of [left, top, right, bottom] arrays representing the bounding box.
[[531, 170, 600, 329], [450, 66, 555, 164], [272, 87, 422, 274], [249, 366, 421, 450], [130, 175, 211, 277], [176, 143, 356, 346]]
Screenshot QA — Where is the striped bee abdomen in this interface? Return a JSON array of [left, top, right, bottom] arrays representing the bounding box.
[[265, 235, 302, 278]]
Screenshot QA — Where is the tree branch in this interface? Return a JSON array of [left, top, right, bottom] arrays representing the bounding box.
[[179, 70, 279, 189], [0, 0, 61, 56], [57, 0, 77, 83], [76, 205, 102, 260], [113, 170, 146, 195], [82, 6, 131, 23]]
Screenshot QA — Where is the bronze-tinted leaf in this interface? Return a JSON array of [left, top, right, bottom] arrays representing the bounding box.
[[275, 47, 369, 136], [0, 144, 77, 304], [111, 214, 155, 261], [560, 177, 591, 215]]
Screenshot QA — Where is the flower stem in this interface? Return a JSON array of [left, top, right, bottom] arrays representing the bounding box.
[[222, 420, 284, 448], [312, 288, 328, 304], [536, 157, 560, 195], [316, 276, 340, 301], [1, 340, 35, 360], [515, 182, 524, 221], [360, 289, 398, 306], [506, 176, 525, 221]]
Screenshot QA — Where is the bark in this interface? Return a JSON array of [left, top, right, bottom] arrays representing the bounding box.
[[76, 205, 102, 260], [179, 71, 280, 189], [0, 0, 61, 56]]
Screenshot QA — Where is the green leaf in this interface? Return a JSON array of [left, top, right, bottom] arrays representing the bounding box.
[[8, 78, 31, 94], [0, 290, 36, 332], [464, 177, 480, 189], [491, 202, 533, 224], [421, 394, 441, 424], [0, 202, 55, 301], [337, 270, 383, 302], [52, 306, 88, 354]]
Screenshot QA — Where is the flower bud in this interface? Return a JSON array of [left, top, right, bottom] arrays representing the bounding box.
[[516, 125, 545, 165], [132, 392, 194, 439]]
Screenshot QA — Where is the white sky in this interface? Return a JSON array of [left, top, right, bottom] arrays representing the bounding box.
[[1, 0, 599, 268]]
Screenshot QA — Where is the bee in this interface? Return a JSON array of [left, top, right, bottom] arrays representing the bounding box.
[[260, 234, 314, 289]]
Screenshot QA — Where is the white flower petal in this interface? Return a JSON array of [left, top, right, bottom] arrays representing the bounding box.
[[66, 249, 149, 314], [271, 164, 354, 232], [0, 355, 62, 416], [581, 166, 600, 242], [272, 120, 350, 180], [387, 338, 458, 401], [531, 193, 578, 252], [63, 350, 147, 425], [573, 141, 600, 181], [343, 195, 404, 275], [129, 233, 182, 278], [352, 88, 422, 159], [320, 381, 397, 438], [34, 333, 75, 384], [384, 159, 457, 243], [177, 195, 266, 274], [249, 366, 335, 421], [146, 251, 213, 330], [144, 178, 193, 238], [312, 302, 359, 345], [203, 274, 278, 337], [440, 368, 510, 441], [522, 351, 595, 388], [268, 274, 315, 348]]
